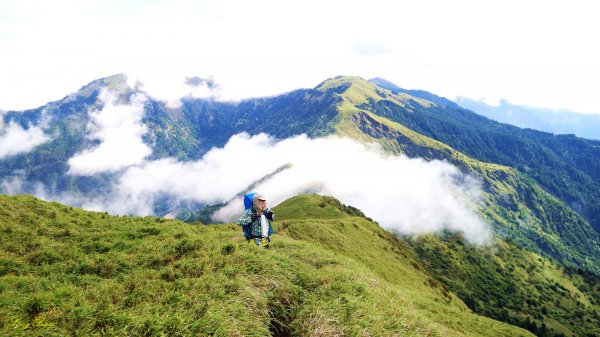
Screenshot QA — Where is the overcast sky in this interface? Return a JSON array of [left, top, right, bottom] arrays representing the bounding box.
[[1, 0, 599, 113]]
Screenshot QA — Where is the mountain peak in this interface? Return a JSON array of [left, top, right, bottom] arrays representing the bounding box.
[[368, 77, 399, 89], [315, 75, 393, 109], [314, 75, 436, 120], [76, 73, 131, 98]]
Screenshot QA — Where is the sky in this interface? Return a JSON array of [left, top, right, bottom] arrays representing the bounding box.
[[1, 0, 600, 113]]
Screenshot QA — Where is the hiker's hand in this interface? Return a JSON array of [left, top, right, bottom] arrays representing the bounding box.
[[250, 213, 260, 221]]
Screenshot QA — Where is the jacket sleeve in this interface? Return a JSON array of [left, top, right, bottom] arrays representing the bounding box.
[[237, 209, 253, 226]]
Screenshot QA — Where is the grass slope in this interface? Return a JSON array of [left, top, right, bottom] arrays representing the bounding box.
[[275, 195, 600, 336], [0, 194, 533, 337]]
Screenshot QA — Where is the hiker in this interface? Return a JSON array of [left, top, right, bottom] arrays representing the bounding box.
[[237, 193, 275, 248]]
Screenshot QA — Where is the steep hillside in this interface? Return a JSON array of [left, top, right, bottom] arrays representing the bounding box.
[[409, 234, 600, 337], [0, 194, 535, 337], [367, 77, 600, 234], [311, 76, 600, 274], [275, 195, 599, 337], [0, 75, 133, 197]]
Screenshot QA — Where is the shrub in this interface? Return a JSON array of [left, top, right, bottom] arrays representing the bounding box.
[[221, 243, 235, 255]]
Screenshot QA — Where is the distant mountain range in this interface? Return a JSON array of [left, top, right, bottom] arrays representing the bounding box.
[[454, 96, 600, 140], [1, 73, 599, 271], [2, 74, 600, 336]]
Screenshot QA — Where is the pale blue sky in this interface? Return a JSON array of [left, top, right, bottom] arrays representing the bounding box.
[[1, 0, 599, 113]]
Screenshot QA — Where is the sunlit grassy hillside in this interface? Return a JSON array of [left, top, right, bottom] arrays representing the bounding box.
[[0, 194, 534, 337], [274, 195, 600, 337]]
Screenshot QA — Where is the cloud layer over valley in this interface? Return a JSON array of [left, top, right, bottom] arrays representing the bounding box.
[[68, 132, 491, 245]]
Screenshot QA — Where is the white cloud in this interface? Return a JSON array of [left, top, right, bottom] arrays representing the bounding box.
[[67, 89, 152, 175], [78, 133, 289, 215], [126, 73, 222, 108], [213, 134, 491, 245], [0, 175, 24, 194], [0, 121, 50, 159], [83, 133, 491, 244]]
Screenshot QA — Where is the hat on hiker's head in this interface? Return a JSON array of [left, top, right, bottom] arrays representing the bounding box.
[[253, 194, 266, 201]]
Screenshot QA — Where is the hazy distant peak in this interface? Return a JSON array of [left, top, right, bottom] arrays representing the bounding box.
[[369, 77, 457, 108], [184, 76, 218, 89], [368, 77, 401, 90], [454, 96, 600, 140]]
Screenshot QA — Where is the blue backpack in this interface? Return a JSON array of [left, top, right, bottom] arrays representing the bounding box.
[[243, 192, 256, 210], [242, 193, 256, 239]]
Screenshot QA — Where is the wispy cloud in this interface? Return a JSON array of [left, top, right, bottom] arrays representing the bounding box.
[[0, 120, 50, 159], [126, 73, 222, 108], [67, 89, 152, 175]]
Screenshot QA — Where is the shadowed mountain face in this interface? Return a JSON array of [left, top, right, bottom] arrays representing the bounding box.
[[1, 75, 600, 277]]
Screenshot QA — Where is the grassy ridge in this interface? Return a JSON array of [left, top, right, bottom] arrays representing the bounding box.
[[274, 195, 600, 337], [0, 194, 533, 336], [272, 195, 537, 336]]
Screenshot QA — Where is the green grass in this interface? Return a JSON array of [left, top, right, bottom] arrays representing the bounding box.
[[0, 194, 535, 337]]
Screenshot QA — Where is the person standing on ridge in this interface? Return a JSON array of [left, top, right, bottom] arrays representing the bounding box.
[[237, 193, 275, 248]]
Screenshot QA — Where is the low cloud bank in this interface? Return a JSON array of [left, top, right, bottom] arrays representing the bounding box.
[[75, 133, 491, 244]]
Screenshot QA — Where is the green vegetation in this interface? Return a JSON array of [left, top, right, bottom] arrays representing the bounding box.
[[481, 169, 600, 274], [361, 78, 600, 235], [3, 75, 600, 279], [1, 194, 537, 336], [3, 75, 600, 337], [275, 195, 600, 337], [311, 76, 600, 275], [409, 234, 600, 337]]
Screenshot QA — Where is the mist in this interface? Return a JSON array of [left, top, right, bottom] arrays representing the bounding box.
[[67, 89, 152, 175], [69, 132, 491, 245], [0, 121, 50, 159], [125, 73, 222, 108]]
